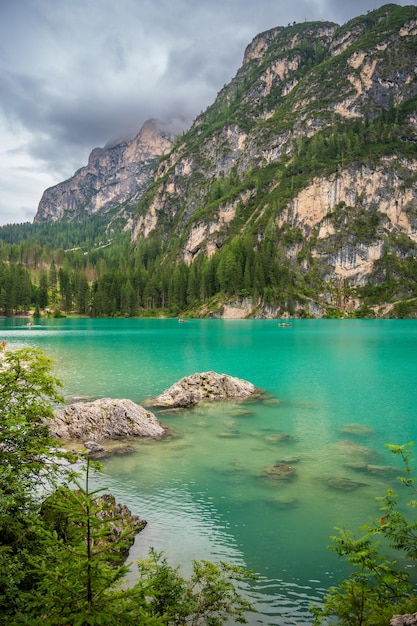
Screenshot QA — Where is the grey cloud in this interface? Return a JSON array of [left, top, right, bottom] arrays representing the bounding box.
[[0, 0, 412, 224]]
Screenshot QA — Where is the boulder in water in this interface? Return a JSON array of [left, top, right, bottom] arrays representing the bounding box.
[[84, 440, 106, 456], [49, 398, 165, 441], [338, 423, 374, 436], [152, 371, 260, 408], [324, 476, 367, 491], [265, 432, 291, 444]]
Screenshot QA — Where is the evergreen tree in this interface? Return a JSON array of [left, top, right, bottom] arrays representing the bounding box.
[[0, 348, 68, 619], [49, 261, 58, 308], [187, 262, 200, 306], [312, 443, 417, 625], [0, 347, 255, 624], [216, 248, 240, 295], [74, 271, 90, 314], [58, 267, 73, 312], [120, 279, 137, 316], [38, 271, 49, 309]]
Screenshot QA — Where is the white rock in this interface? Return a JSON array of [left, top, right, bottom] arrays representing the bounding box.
[[50, 398, 165, 441], [152, 371, 258, 408]]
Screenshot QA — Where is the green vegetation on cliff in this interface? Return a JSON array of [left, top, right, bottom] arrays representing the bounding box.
[[1, 4, 417, 318]]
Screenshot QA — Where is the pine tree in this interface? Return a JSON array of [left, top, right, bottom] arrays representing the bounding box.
[[38, 271, 49, 309], [0, 347, 255, 624]]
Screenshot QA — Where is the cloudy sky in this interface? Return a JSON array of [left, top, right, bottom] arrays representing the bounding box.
[[0, 0, 413, 225]]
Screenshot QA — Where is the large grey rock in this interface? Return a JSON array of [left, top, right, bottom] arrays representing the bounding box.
[[152, 371, 259, 408], [50, 398, 165, 441], [84, 440, 106, 455]]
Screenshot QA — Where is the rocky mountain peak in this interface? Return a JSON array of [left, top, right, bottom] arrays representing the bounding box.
[[28, 4, 417, 319], [34, 118, 178, 224], [128, 4, 417, 317], [242, 27, 283, 64]]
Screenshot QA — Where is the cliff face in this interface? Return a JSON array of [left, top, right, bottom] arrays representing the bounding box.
[[34, 119, 176, 224], [281, 158, 417, 284], [32, 4, 417, 317], [130, 4, 417, 303]]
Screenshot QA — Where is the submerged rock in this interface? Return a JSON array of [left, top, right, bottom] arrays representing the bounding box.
[[218, 430, 241, 438], [260, 463, 297, 480], [324, 476, 367, 491], [276, 456, 301, 464], [338, 423, 374, 436], [268, 495, 299, 509], [329, 439, 378, 459], [152, 371, 260, 408], [345, 461, 399, 477], [50, 398, 165, 441], [265, 432, 291, 444]]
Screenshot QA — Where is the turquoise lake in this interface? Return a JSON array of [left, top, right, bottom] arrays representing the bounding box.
[[2, 317, 417, 624]]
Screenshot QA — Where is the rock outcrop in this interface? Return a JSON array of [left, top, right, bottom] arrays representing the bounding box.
[[95, 493, 147, 559], [84, 440, 136, 458], [152, 371, 259, 408], [391, 614, 417, 626], [50, 398, 165, 441], [41, 489, 146, 563], [34, 119, 178, 224]]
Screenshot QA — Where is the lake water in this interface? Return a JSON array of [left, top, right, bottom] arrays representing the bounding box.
[[2, 318, 417, 624]]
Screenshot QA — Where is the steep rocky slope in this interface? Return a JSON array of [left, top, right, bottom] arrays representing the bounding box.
[[130, 4, 417, 315], [30, 4, 417, 318], [34, 119, 177, 226]]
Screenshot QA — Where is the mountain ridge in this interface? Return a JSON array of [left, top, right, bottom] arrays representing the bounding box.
[[34, 118, 178, 225], [125, 3, 417, 316], [8, 4, 417, 319]]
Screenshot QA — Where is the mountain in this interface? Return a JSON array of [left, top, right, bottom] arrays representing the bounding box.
[[128, 3, 417, 316], [34, 119, 177, 227], [24, 4, 417, 318]]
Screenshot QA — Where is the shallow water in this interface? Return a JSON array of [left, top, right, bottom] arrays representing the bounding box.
[[2, 318, 417, 624]]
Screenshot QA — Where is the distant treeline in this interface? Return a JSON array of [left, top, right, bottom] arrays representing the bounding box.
[[0, 226, 301, 317], [2, 212, 417, 319], [1, 97, 417, 318]]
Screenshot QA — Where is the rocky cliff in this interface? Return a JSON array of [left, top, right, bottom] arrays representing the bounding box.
[[129, 4, 417, 314], [34, 119, 177, 225], [30, 4, 417, 318]]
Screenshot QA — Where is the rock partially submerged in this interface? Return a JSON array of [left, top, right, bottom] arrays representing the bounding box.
[[260, 463, 297, 480], [50, 398, 165, 441], [41, 489, 146, 563], [345, 461, 399, 477], [95, 493, 147, 558], [152, 371, 259, 408], [84, 440, 136, 458], [265, 432, 291, 444], [324, 476, 367, 491]]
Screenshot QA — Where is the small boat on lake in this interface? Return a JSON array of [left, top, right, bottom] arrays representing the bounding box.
[[278, 322, 292, 327]]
